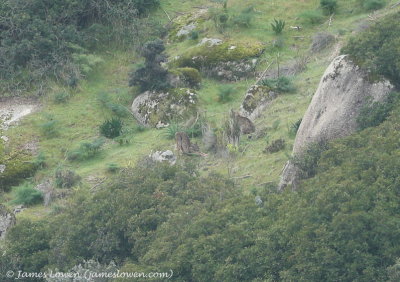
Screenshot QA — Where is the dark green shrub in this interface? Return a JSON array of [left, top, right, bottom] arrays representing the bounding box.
[[100, 118, 123, 139], [342, 12, 400, 87], [271, 19, 286, 34], [218, 85, 236, 103], [163, 122, 183, 140], [53, 91, 70, 104], [11, 183, 43, 206], [67, 138, 105, 161], [320, 0, 338, 15], [189, 30, 199, 40], [55, 168, 81, 188], [289, 118, 302, 137], [361, 0, 386, 11], [129, 39, 170, 91], [292, 141, 329, 179], [357, 93, 398, 130], [264, 138, 286, 153], [299, 10, 324, 25], [106, 163, 120, 173], [233, 7, 255, 28], [261, 76, 296, 93], [40, 115, 59, 138]]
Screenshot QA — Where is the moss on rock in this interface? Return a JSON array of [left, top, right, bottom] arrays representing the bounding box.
[[169, 67, 202, 88], [131, 88, 198, 127], [0, 149, 36, 191], [172, 40, 265, 69], [168, 9, 208, 42], [240, 85, 277, 120]]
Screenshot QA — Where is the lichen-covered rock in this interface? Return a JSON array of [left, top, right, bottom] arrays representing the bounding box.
[[168, 9, 208, 42], [172, 40, 265, 81], [168, 67, 202, 88], [240, 85, 277, 120], [131, 88, 198, 127], [279, 55, 394, 190], [0, 205, 16, 239], [149, 150, 176, 165]]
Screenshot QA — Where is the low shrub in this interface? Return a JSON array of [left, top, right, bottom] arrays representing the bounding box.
[[12, 183, 43, 206], [292, 141, 329, 179], [310, 32, 335, 52], [261, 76, 296, 93], [39, 115, 59, 138], [218, 85, 237, 103], [55, 168, 81, 188], [67, 138, 105, 161], [288, 118, 302, 137], [53, 91, 70, 104], [233, 7, 255, 28], [320, 0, 338, 15], [106, 163, 120, 173], [100, 118, 123, 139], [189, 30, 199, 40], [264, 138, 286, 153], [271, 19, 285, 34], [299, 10, 324, 25], [342, 11, 400, 87], [357, 93, 398, 130], [360, 0, 386, 11]]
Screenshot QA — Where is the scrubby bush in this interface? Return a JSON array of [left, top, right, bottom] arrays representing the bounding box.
[[299, 10, 325, 25], [357, 93, 398, 130], [189, 30, 199, 40], [261, 76, 296, 93], [288, 118, 302, 137], [292, 141, 329, 179], [55, 167, 81, 188], [11, 183, 43, 206], [310, 32, 335, 52], [360, 0, 386, 11], [129, 39, 170, 92], [320, 0, 338, 15], [53, 91, 71, 104], [342, 11, 400, 87], [106, 163, 120, 173], [233, 6, 255, 28], [218, 85, 237, 103], [39, 115, 60, 138], [100, 118, 123, 139], [67, 138, 105, 161], [264, 138, 286, 153], [271, 19, 285, 34], [0, 0, 160, 96]]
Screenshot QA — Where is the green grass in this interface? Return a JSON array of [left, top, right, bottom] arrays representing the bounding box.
[[3, 0, 399, 216]]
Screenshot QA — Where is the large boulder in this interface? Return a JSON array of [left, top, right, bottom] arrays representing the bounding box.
[[279, 55, 394, 190], [240, 85, 277, 120], [172, 40, 264, 81], [131, 88, 197, 127], [0, 205, 16, 239]]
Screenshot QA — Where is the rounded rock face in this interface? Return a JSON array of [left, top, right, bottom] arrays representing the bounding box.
[[131, 88, 197, 127], [279, 55, 394, 190], [0, 205, 16, 240]]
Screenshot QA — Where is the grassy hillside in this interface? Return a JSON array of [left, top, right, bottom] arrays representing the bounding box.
[[1, 0, 400, 280]]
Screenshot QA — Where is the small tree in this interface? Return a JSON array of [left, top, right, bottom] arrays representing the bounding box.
[[129, 39, 170, 92], [320, 0, 338, 15]]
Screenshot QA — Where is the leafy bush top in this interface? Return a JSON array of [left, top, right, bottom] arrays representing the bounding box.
[[342, 11, 400, 86]]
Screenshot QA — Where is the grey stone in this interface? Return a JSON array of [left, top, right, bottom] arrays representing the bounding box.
[[0, 205, 16, 240], [149, 150, 177, 165], [279, 55, 394, 190]]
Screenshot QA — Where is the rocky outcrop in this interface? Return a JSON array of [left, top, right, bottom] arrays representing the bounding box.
[[172, 40, 264, 81], [240, 85, 277, 120], [0, 205, 16, 239], [279, 55, 394, 190], [149, 150, 176, 165], [131, 88, 197, 127]]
